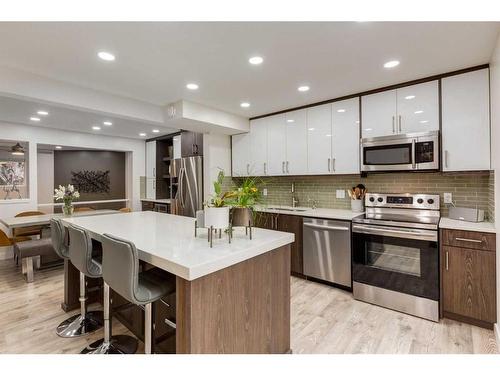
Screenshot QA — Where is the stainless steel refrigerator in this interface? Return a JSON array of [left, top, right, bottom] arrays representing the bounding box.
[[170, 156, 203, 217]]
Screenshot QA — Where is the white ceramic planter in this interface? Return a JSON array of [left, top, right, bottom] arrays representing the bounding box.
[[204, 207, 230, 229]]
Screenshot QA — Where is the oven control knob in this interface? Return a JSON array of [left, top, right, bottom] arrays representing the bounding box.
[[417, 198, 424, 204], [427, 198, 434, 204], [377, 197, 383, 203], [369, 197, 375, 202]]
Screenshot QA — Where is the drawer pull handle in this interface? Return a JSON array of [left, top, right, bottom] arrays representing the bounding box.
[[164, 318, 177, 330], [455, 237, 482, 244], [445, 250, 449, 271]]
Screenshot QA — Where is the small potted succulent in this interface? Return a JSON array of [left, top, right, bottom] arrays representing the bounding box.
[[204, 170, 231, 229], [228, 176, 261, 228], [54, 184, 80, 216]]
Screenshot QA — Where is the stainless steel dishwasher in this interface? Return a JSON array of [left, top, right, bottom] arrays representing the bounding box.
[[303, 218, 352, 287]]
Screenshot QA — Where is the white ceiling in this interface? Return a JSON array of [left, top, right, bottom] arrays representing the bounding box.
[[0, 96, 178, 139]]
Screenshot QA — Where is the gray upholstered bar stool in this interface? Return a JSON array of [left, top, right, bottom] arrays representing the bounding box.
[[49, 219, 102, 337], [85, 233, 175, 354]]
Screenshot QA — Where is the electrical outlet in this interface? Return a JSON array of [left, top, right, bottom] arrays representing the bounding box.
[[336, 189, 346, 199], [263, 188, 268, 196], [444, 192, 453, 204]]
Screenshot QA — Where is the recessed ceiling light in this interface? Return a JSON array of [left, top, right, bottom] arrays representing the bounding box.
[[405, 95, 416, 100], [308, 127, 315, 131], [103, 121, 112, 126], [298, 86, 310, 92], [325, 134, 332, 137], [55, 146, 62, 149], [37, 110, 49, 116], [30, 117, 40, 122], [97, 51, 115, 61], [337, 109, 346, 113], [249, 56, 264, 65], [287, 119, 295, 123], [92, 126, 101, 130], [186, 83, 199, 90], [414, 110, 424, 114], [139, 133, 147, 137], [240, 102, 250, 108], [384, 60, 400, 68], [152, 129, 160, 133], [420, 120, 429, 124]]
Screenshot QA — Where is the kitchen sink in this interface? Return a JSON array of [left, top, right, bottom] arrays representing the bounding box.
[[266, 207, 308, 212]]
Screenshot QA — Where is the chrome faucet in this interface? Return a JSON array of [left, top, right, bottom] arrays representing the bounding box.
[[308, 198, 318, 209], [291, 182, 299, 208]]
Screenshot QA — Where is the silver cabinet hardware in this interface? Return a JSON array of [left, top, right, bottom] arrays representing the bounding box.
[[328, 158, 331, 172], [264, 162, 267, 175], [392, 116, 395, 133], [444, 150, 449, 168], [332, 158, 336, 172], [282, 161, 285, 174], [455, 237, 483, 244], [153, 167, 156, 178], [445, 250, 449, 271], [153, 180, 156, 190], [246, 163, 250, 175], [412, 139, 416, 169], [286, 161, 289, 173], [164, 318, 177, 330], [304, 223, 350, 231], [398, 115, 402, 133]]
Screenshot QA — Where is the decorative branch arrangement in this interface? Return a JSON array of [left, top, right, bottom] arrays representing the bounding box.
[[71, 170, 110, 194]]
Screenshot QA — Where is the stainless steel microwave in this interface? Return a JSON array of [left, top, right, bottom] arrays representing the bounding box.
[[361, 131, 439, 172]]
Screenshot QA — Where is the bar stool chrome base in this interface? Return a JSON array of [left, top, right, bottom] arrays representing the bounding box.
[[80, 335, 138, 354], [56, 311, 103, 338]]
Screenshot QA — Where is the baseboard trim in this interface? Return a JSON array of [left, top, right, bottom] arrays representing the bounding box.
[[495, 323, 500, 347]]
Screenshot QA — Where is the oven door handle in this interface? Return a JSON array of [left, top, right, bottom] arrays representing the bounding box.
[[352, 224, 437, 242]]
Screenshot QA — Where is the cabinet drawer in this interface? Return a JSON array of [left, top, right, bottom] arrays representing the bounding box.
[[441, 229, 495, 251]]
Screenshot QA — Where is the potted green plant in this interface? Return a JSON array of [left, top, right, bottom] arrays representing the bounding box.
[[204, 170, 231, 229], [54, 184, 80, 216], [227, 176, 261, 228]]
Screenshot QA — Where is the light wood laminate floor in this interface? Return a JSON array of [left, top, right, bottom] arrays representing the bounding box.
[[0, 259, 497, 354]]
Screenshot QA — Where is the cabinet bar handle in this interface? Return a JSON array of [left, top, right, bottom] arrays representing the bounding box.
[[246, 164, 250, 175], [286, 161, 289, 174], [153, 167, 156, 178], [264, 162, 267, 175], [332, 158, 336, 172], [445, 251, 449, 271], [392, 116, 395, 133], [328, 158, 331, 172], [282, 161, 285, 174], [455, 237, 482, 244], [444, 150, 449, 168], [398, 115, 402, 133]]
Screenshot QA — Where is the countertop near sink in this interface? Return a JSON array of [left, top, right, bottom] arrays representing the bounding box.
[[439, 217, 496, 234], [254, 205, 362, 221]]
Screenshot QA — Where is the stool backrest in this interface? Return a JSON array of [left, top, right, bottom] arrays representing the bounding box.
[[68, 224, 101, 278], [50, 218, 69, 259], [101, 233, 140, 305]]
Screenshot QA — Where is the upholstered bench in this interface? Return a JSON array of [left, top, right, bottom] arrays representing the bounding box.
[[14, 238, 59, 282]]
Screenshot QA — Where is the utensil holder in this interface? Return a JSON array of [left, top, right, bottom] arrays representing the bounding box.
[[351, 199, 364, 212]]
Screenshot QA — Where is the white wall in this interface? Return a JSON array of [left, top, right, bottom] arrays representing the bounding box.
[[489, 32, 500, 342], [36, 151, 54, 214], [202, 133, 232, 200], [0, 121, 145, 225]]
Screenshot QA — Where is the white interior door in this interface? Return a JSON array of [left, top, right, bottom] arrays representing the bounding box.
[[332, 98, 360, 174], [361, 89, 397, 138], [306, 104, 332, 174], [442, 69, 490, 171], [266, 114, 286, 175], [285, 109, 308, 175], [231, 132, 251, 176], [397, 81, 439, 133], [250, 117, 268, 176]]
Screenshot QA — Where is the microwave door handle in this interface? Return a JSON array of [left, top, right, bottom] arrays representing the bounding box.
[[412, 139, 416, 169]]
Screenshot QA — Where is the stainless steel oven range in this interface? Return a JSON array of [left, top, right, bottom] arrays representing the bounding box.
[[352, 193, 441, 321]]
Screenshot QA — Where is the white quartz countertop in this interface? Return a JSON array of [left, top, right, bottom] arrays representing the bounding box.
[[0, 209, 119, 229], [61, 211, 294, 281], [439, 218, 496, 234], [255, 205, 363, 221], [141, 199, 172, 204]]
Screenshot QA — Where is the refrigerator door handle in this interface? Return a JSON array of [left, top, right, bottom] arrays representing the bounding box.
[[179, 167, 185, 208]]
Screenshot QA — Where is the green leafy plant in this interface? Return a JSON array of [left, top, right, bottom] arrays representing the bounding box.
[[207, 169, 232, 208], [227, 176, 261, 208]]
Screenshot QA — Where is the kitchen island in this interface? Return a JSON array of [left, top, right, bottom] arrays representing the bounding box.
[[61, 211, 294, 354]]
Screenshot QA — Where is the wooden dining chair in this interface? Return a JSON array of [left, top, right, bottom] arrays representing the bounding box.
[[74, 207, 95, 212], [12, 211, 46, 238], [119, 207, 132, 213]]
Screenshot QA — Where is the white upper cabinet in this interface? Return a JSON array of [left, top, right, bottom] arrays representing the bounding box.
[[307, 104, 332, 174], [361, 81, 439, 138], [442, 68, 490, 171], [231, 132, 251, 176], [266, 114, 286, 175], [396, 81, 439, 134], [332, 98, 360, 174], [250, 117, 268, 176], [361, 89, 397, 138], [146, 141, 156, 179], [285, 109, 308, 175]]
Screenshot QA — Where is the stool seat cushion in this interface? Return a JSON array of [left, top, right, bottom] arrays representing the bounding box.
[[14, 237, 57, 259], [136, 268, 176, 304]]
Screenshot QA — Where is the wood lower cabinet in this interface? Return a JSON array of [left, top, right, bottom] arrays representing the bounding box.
[[255, 212, 303, 275], [440, 229, 496, 328]]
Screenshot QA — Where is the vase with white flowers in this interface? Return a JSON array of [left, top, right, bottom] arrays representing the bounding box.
[[54, 184, 80, 216]]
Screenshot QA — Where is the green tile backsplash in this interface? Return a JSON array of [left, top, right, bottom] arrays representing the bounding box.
[[229, 171, 495, 221]]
